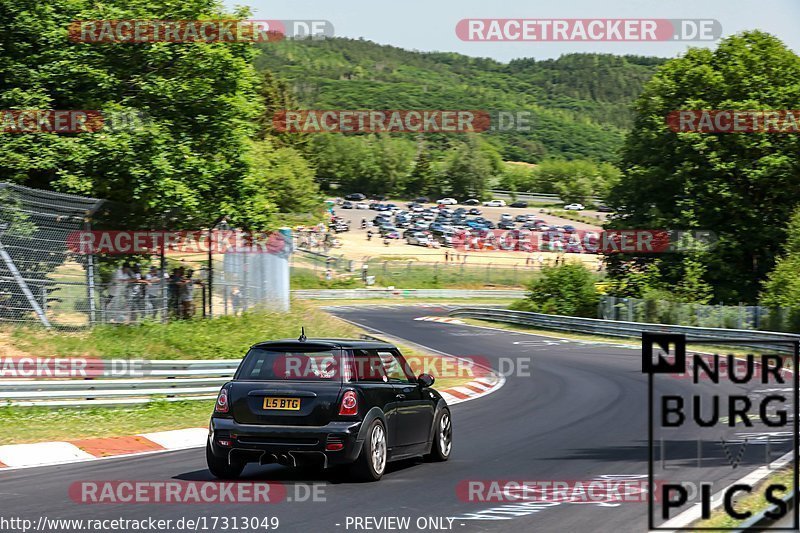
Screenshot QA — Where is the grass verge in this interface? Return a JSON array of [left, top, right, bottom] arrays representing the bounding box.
[[6, 301, 363, 360], [0, 400, 214, 445], [691, 467, 793, 529], [1, 304, 480, 444]]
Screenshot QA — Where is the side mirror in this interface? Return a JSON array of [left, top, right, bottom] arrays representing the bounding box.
[[417, 373, 435, 388]]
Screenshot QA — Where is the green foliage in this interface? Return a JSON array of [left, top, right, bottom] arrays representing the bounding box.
[[512, 263, 599, 317], [500, 159, 621, 202], [405, 142, 437, 196], [608, 31, 800, 303], [254, 39, 664, 163], [309, 133, 501, 198], [761, 206, 800, 312], [0, 0, 321, 230], [442, 135, 502, 199]]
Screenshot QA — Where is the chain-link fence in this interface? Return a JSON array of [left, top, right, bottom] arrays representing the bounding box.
[[0, 183, 291, 328], [0, 183, 103, 327], [598, 295, 799, 333]]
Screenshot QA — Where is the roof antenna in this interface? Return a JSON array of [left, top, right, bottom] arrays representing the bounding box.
[[298, 327, 307, 342]]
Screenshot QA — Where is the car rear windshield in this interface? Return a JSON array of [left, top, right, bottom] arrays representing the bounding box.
[[236, 348, 343, 381]]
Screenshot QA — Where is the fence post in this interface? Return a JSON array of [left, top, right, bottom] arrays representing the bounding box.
[[41, 284, 48, 316], [85, 222, 97, 326], [160, 240, 167, 323], [243, 254, 249, 311], [207, 229, 213, 319]]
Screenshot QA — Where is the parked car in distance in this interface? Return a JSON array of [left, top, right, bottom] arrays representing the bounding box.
[[406, 231, 431, 246], [344, 193, 366, 201], [596, 205, 614, 213], [463, 199, 480, 206], [356, 202, 369, 209], [468, 208, 482, 215], [498, 220, 516, 230], [414, 196, 430, 204], [206, 338, 451, 482], [483, 199, 506, 207], [510, 201, 528, 208], [564, 203, 585, 211], [436, 197, 458, 205], [499, 213, 513, 222], [342, 201, 354, 209]]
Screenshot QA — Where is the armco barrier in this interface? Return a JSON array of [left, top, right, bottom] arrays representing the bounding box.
[[448, 307, 800, 353], [292, 289, 525, 299], [2, 360, 240, 407]]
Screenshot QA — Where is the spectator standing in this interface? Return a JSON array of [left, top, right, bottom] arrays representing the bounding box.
[[179, 269, 197, 318], [128, 264, 146, 321], [168, 267, 184, 317], [110, 263, 132, 323], [144, 266, 162, 319]]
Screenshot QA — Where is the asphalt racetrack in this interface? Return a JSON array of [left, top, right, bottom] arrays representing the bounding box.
[[0, 305, 793, 533]]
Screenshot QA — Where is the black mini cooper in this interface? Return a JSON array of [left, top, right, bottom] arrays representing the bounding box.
[[207, 337, 452, 481]]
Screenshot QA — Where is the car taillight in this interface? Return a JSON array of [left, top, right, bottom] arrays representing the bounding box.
[[215, 388, 229, 413], [339, 390, 358, 416]]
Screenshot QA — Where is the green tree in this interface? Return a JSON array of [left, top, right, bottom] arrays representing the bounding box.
[[405, 142, 436, 196], [761, 206, 800, 309], [444, 136, 502, 199], [0, 0, 316, 230], [608, 31, 800, 303], [512, 263, 600, 317], [373, 134, 415, 195]]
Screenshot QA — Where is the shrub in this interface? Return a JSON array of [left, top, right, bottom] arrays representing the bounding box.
[[512, 262, 599, 317]]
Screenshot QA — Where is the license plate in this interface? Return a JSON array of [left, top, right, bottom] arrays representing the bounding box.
[[263, 397, 301, 411]]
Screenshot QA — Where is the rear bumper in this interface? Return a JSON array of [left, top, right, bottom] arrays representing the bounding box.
[[208, 417, 363, 467]]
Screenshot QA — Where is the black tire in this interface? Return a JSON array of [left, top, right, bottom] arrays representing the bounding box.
[[350, 419, 387, 482], [425, 409, 452, 462], [206, 442, 245, 479]]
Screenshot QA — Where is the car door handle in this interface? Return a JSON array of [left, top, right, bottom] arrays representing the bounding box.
[[395, 394, 406, 400]]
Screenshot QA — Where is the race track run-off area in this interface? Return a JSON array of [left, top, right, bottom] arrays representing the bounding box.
[[0, 305, 791, 533]]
